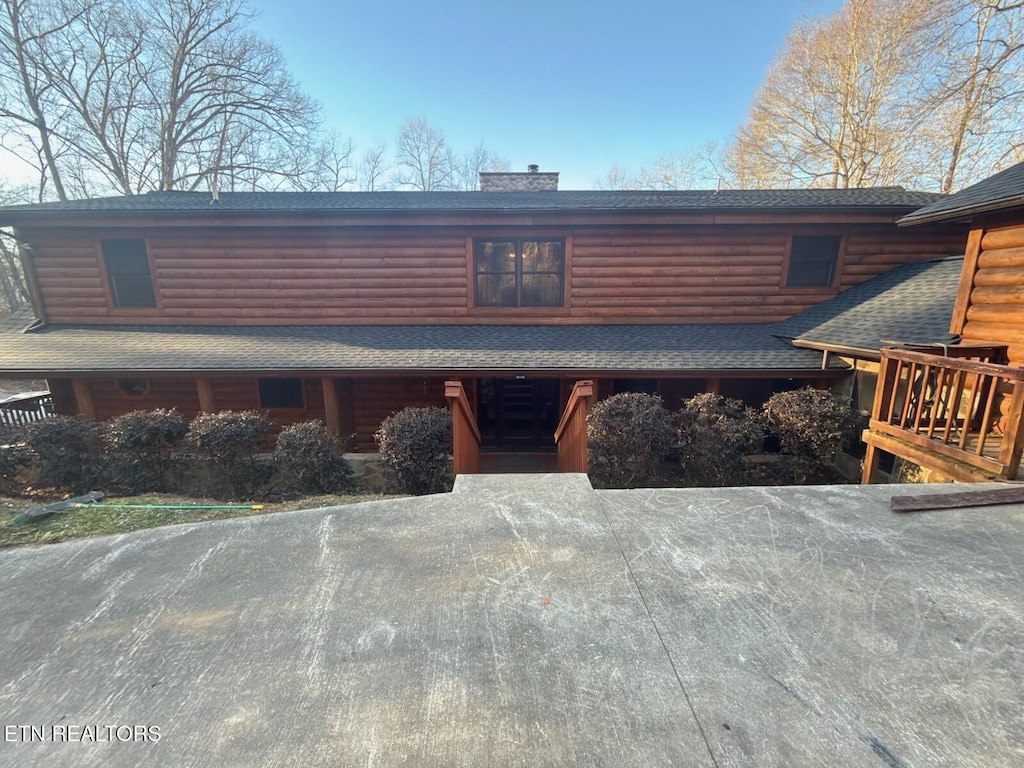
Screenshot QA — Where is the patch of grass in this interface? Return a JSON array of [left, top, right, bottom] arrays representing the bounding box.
[[0, 492, 404, 549]]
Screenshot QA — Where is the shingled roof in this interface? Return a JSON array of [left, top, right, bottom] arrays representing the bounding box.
[[899, 160, 1024, 226], [0, 187, 946, 221], [773, 257, 963, 359], [0, 320, 844, 377]]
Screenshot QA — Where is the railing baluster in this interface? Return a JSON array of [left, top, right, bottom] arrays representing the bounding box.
[[942, 369, 966, 445], [976, 376, 999, 456], [958, 371, 979, 451], [896, 361, 915, 426]]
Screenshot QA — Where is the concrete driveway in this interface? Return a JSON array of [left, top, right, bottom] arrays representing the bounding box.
[[1, 475, 1022, 766]]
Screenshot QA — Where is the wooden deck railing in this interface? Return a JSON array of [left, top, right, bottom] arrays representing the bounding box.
[[554, 380, 594, 473], [0, 392, 53, 429], [862, 346, 1024, 482], [445, 380, 480, 476]]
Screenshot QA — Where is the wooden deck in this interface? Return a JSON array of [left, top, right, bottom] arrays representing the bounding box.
[[862, 344, 1024, 483]]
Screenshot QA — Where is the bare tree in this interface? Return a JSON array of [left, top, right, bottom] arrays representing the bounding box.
[[0, 0, 325, 197], [596, 146, 723, 190], [594, 162, 637, 190], [454, 142, 509, 190], [910, 0, 1024, 191], [0, 179, 31, 312], [357, 142, 391, 191], [723, 0, 940, 189], [0, 0, 101, 200], [725, 0, 1024, 191], [393, 116, 458, 191]]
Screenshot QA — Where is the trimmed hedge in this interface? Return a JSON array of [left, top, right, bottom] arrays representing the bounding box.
[[104, 409, 188, 494], [273, 420, 352, 495], [676, 393, 763, 487], [764, 387, 860, 483], [587, 392, 674, 489], [187, 410, 273, 499], [375, 407, 452, 495], [22, 416, 105, 493]]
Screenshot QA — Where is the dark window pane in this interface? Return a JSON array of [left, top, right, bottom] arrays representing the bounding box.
[[259, 378, 304, 408], [110, 273, 156, 308], [102, 239, 155, 307], [521, 274, 563, 306], [475, 241, 515, 273], [522, 241, 564, 272], [787, 235, 840, 287], [476, 274, 516, 306]]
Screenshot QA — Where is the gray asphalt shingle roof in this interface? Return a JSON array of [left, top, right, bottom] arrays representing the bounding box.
[[0, 187, 945, 219], [773, 257, 963, 357], [900, 160, 1024, 225], [0, 321, 842, 376]]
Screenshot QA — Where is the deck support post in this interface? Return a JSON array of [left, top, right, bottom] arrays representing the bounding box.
[[197, 377, 216, 413], [322, 377, 341, 437], [861, 440, 880, 484], [71, 378, 96, 420]]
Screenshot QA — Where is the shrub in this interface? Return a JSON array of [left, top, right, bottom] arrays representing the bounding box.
[[187, 410, 273, 499], [763, 387, 860, 483], [22, 416, 105, 493], [273, 420, 352, 495], [374, 407, 452, 495], [0, 429, 32, 495], [587, 393, 675, 489], [676, 393, 763, 486], [104, 409, 188, 494]]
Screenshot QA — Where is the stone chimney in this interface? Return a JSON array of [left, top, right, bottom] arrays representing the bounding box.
[[479, 164, 559, 191]]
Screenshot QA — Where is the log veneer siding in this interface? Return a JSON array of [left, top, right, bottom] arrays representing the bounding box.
[[23, 222, 967, 326], [958, 223, 1024, 367]]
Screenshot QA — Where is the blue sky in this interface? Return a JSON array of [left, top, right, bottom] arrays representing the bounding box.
[[247, 0, 845, 188]]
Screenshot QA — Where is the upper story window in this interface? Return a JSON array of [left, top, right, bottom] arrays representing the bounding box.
[[786, 235, 841, 287], [474, 239, 565, 307], [101, 239, 156, 307]]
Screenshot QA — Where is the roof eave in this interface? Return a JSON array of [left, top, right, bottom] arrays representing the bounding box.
[[898, 195, 1024, 227]]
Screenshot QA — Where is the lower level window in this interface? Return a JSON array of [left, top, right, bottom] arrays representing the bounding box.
[[259, 378, 303, 408]]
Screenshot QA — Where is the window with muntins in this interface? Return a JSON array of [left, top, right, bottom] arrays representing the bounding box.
[[258, 378, 304, 408], [474, 239, 565, 307], [101, 239, 156, 307], [786, 235, 841, 287]]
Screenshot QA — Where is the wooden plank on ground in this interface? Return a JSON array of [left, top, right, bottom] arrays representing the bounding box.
[[891, 486, 1024, 513]]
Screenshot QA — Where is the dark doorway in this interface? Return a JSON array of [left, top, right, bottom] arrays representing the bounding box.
[[477, 378, 560, 450]]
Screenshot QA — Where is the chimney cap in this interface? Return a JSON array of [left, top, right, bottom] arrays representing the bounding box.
[[527, 164, 539, 173]]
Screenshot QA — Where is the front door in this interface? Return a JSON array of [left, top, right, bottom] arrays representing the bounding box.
[[477, 378, 560, 450]]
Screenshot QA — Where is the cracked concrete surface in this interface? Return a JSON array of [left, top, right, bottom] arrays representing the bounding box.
[[1, 476, 1021, 766]]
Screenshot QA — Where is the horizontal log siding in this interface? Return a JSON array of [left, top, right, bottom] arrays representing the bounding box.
[[569, 225, 964, 323], [963, 223, 1024, 367], [351, 377, 448, 451], [25, 222, 965, 325], [88, 378, 203, 422]]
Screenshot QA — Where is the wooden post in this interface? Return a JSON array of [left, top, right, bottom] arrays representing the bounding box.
[[322, 377, 340, 436], [861, 441, 880, 484], [446, 380, 481, 476], [705, 377, 721, 395], [196, 377, 216, 413], [554, 380, 594, 473], [71, 378, 96, 420]]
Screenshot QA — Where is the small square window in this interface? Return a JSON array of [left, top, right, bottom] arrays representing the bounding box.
[[787, 235, 841, 287], [258, 378, 304, 408], [102, 239, 156, 307]]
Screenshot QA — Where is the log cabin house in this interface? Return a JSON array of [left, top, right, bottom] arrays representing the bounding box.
[[0, 168, 969, 467]]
